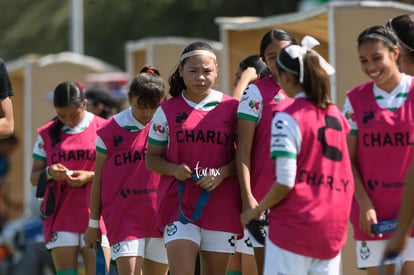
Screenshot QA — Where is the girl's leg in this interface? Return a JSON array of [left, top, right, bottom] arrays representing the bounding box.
[[116, 256, 144, 275], [51, 246, 78, 272], [227, 252, 242, 274], [253, 247, 265, 275], [166, 239, 199, 275], [365, 265, 394, 275], [142, 258, 169, 275], [200, 250, 231, 275], [241, 253, 258, 275], [102, 246, 111, 272], [80, 245, 96, 275], [403, 261, 414, 275]]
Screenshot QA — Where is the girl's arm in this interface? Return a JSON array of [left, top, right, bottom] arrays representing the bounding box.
[[241, 181, 292, 225], [235, 118, 258, 210], [233, 68, 258, 100], [348, 134, 379, 238], [31, 158, 46, 187], [84, 151, 106, 250], [146, 143, 192, 181]]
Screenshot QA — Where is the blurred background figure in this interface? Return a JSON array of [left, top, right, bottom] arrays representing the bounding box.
[[85, 88, 119, 119], [0, 134, 20, 230]]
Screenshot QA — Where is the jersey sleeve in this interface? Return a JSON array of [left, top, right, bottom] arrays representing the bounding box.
[[237, 84, 263, 124], [32, 135, 46, 161], [96, 136, 107, 155], [148, 106, 169, 146], [342, 96, 358, 135], [270, 112, 301, 159]]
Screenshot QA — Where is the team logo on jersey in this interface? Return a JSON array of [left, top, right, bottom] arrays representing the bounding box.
[[274, 92, 285, 103], [112, 243, 121, 254], [362, 111, 375, 124], [249, 100, 260, 111], [113, 135, 123, 147], [360, 241, 370, 260], [152, 123, 165, 135], [120, 188, 131, 198], [344, 110, 356, 122], [38, 140, 44, 150], [166, 223, 177, 236], [227, 235, 236, 247], [367, 179, 379, 191], [176, 112, 188, 124], [49, 232, 58, 243]]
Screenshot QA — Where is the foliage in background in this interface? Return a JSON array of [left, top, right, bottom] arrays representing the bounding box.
[[0, 0, 299, 69]]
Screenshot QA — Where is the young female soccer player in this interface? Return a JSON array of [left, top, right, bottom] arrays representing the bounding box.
[[343, 25, 414, 275], [84, 66, 169, 275], [146, 41, 242, 275], [242, 35, 354, 275], [383, 16, 414, 268], [235, 28, 295, 274], [31, 81, 108, 275]]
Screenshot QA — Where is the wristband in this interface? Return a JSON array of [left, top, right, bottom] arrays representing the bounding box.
[[45, 167, 53, 180], [88, 219, 100, 229]]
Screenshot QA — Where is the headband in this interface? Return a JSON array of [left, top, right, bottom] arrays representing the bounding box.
[[180, 50, 217, 62], [363, 33, 398, 49], [279, 35, 335, 83]]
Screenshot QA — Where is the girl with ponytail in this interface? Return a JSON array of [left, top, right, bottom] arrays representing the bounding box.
[[242, 36, 354, 275]]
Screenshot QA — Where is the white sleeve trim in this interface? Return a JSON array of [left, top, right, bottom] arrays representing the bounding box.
[[148, 107, 169, 143], [237, 84, 263, 122], [342, 96, 357, 131], [276, 157, 297, 188]]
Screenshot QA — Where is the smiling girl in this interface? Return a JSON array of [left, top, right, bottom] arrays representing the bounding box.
[[342, 25, 414, 275]]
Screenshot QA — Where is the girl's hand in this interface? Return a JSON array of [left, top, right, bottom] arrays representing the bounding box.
[[196, 173, 224, 192], [84, 227, 102, 251], [66, 170, 92, 188], [241, 207, 261, 226], [174, 164, 192, 181], [48, 163, 69, 181], [359, 202, 381, 238]]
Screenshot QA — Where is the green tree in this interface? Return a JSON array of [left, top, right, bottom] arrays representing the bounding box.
[[0, 0, 299, 68]]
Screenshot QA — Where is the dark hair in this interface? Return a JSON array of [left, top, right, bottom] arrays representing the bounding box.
[[169, 41, 216, 97], [129, 65, 166, 108], [239, 54, 270, 78], [260, 28, 297, 58], [85, 88, 117, 119], [276, 46, 331, 109], [386, 14, 414, 62], [50, 81, 85, 145], [357, 25, 399, 51]]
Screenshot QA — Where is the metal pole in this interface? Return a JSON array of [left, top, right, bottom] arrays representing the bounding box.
[[70, 0, 84, 54]]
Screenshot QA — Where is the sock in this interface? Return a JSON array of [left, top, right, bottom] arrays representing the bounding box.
[[227, 271, 242, 275], [56, 269, 78, 275]]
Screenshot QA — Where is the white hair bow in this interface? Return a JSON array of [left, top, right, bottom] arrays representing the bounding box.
[[284, 35, 335, 83]]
